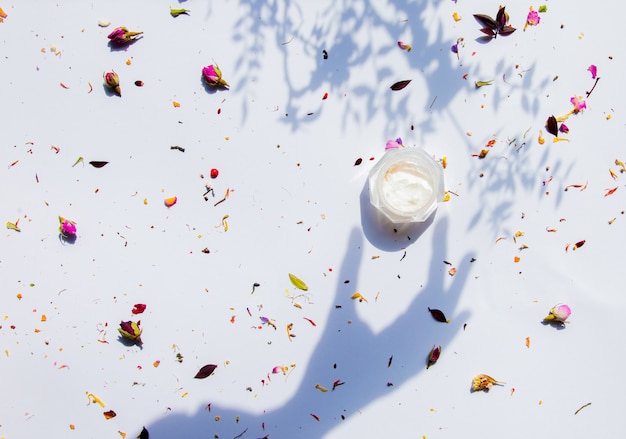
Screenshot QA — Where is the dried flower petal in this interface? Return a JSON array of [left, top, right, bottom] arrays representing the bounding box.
[[103, 410, 117, 419], [288, 273, 308, 291], [397, 41, 412, 52], [194, 364, 218, 379], [472, 374, 505, 392], [390, 80, 412, 91], [164, 196, 178, 207], [587, 64, 598, 79], [132, 304, 147, 315], [428, 307, 449, 323], [475, 80, 493, 88]]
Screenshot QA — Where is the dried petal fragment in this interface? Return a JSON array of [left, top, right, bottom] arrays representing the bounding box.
[[315, 384, 328, 392], [103, 410, 117, 419], [351, 292, 368, 302], [471, 374, 505, 392], [132, 304, 146, 315], [390, 80, 412, 91], [194, 364, 217, 379], [475, 80, 493, 88], [428, 307, 449, 323], [89, 161, 109, 168], [288, 273, 308, 291], [164, 196, 178, 207]]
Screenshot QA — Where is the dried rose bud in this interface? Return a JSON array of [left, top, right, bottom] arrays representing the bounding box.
[[58, 216, 77, 236], [543, 303, 571, 323], [118, 320, 142, 344], [202, 64, 229, 88], [107, 26, 143, 46], [427, 345, 441, 369], [103, 71, 121, 96]]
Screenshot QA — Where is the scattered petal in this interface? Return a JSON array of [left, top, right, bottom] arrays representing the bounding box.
[[89, 161, 109, 168], [164, 196, 178, 207], [103, 410, 117, 419], [351, 292, 368, 302], [397, 41, 412, 52], [587, 64, 598, 79], [132, 304, 147, 315], [471, 374, 505, 392], [475, 80, 493, 88], [170, 8, 190, 17]]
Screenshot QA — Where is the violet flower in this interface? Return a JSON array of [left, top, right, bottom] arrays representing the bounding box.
[[385, 137, 403, 150]]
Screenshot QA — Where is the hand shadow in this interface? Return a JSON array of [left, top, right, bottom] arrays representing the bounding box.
[[146, 217, 472, 438]]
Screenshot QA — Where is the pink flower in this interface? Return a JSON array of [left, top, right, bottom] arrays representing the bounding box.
[[202, 64, 229, 88], [587, 64, 598, 79], [544, 303, 571, 323], [526, 10, 540, 26], [385, 137, 403, 150], [58, 216, 77, 236], [107, 26, 143, 46], [103, 70, 121, 96], [397, 41, 412, 52], [570, 95, 586, 112]]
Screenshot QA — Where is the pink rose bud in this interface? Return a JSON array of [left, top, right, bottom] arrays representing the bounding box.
[[202, 64, 229, 88], [107, 26, 143, 46], [103, 71, 121, 96], [58, 216, 77, 236], [544, 303, 571, 323]]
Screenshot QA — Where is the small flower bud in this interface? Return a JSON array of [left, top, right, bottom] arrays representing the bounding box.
[[103, 71, 121, 96]]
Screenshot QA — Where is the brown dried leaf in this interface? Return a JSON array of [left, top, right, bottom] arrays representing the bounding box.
[[390, 80, 412, 91], [546, 115, 558, 137], [428, 307, 449, 323], [194, 364, 217, 379]]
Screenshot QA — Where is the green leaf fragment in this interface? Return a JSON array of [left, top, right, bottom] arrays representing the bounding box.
[[288, 273, 309, 291], [475, 80, 494, 88], [538, 5, 547, 13], [72, 156, 84, 167], [6, 221, 20, 232]]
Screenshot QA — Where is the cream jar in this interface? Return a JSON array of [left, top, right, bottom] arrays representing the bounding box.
[[368, 147, 444, 223]]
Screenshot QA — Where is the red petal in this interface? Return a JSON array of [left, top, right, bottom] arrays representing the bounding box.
[[132, 304, 147, 314]]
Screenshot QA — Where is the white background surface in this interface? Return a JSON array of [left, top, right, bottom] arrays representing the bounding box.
[[2, 1, 625, 438]]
